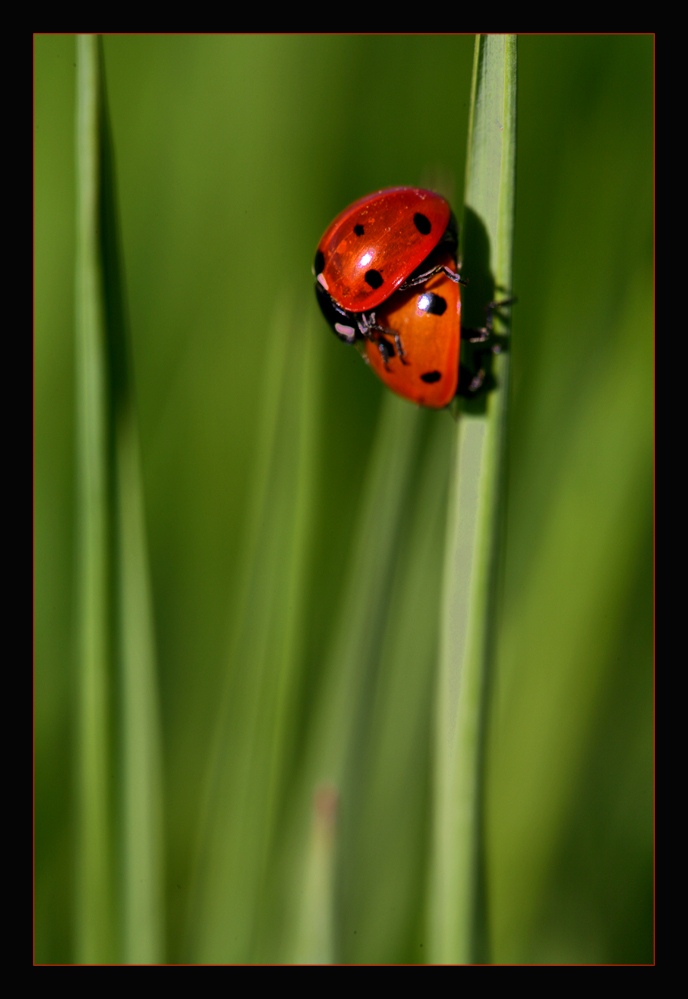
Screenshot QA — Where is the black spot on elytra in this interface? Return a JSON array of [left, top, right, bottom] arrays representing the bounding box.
[[354, 223, 365, 236], [413, 212, 432, 235], [314, 249, 325, 275], [421, 370, 442, 384], [365, 269, 384, 290], [423, 293, 447, 316]]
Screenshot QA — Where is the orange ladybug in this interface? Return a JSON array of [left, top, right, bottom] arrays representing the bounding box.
[[364, 250, 460, 409]]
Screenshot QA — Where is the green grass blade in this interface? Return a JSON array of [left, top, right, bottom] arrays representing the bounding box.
[[186, 303, 321, 963], [298, 395, 423, 784], [280, 392, 426, 963], [74, 33, 118, 963], [74, 35, 164, 963], [116, 416, 165, 963], [429, 34, 517, 965], [293, 784, 339, 964]]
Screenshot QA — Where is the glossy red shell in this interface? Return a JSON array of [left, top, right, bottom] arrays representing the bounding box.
[[314, 187, 452, 314], [365, 251, 461, 408]]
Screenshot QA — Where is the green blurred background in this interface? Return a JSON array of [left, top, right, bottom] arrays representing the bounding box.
[[35, 35, 653, 964]]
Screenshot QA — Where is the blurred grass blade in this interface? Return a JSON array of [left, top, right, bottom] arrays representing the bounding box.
[[74, 35, 164, 963], [300, 395, 423, 783], [186, 302, 320, 963], [429, 34, 517, 964], [279, 392, 424, 962], [293, 785, 339, 964], [74, 33, 116, 963]]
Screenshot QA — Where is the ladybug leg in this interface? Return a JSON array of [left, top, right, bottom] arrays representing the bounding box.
[[457, 297, 514, 398], [485, 296, 516, 329], [381, 326, 409, 366], [401, 263, 466, 290], [400, 237, 466, 290], [375, 336, 396, 368], [371, 328, 408, 369], [458, 364, 487, 396], [461, 297, 515, 348], [359, 312, 410, 368], [462, 326, 490, 344], [377, 326, 410, 367], [443, 266, 468, 285]]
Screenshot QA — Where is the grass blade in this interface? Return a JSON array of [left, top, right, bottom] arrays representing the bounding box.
[[429, 34, 517, 965], [74, 35, 164, 963], [185, 304, 321, 963]]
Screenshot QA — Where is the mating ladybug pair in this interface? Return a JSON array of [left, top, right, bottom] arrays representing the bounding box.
[[314, 187, 504, 409]]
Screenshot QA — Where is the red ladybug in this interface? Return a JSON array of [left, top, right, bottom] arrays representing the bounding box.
[[314, 187, 457, 316]]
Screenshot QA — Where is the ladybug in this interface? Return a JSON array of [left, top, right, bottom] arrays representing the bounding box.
[[364, 249, 461, 409], [314, 187, 458, 320]]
